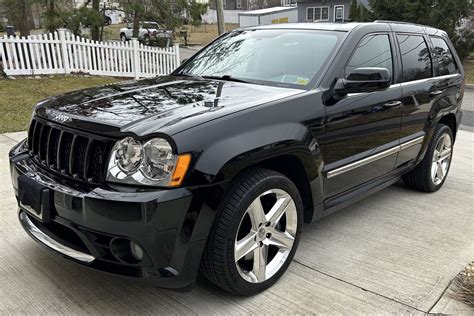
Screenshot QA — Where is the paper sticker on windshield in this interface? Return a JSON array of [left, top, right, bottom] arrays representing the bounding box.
[[296, 77, 309, 85]]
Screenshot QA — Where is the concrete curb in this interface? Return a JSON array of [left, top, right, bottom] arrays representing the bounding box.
[[465, 84, 474, 91], [460, 125, 474, 132]]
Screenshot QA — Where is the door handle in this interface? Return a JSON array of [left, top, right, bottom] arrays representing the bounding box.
[[430, 90, 444, 96], [383, 101, 402, 108]]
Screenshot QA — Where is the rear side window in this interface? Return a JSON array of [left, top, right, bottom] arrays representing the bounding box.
[[430, 37, 458, 76], [397, 34, 432, 82], [346, 34, 393, 80]]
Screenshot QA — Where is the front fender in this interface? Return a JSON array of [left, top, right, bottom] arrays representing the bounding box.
[[193, 122, 320, 182]]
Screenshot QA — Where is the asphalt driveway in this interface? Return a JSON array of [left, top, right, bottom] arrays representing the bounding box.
[[0, 91, 473, 314]]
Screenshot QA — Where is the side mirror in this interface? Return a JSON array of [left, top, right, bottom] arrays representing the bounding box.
[[334, 67, 391, 96]]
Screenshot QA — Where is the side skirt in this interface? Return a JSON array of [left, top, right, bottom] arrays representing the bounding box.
[[310, 164, 415, 222]]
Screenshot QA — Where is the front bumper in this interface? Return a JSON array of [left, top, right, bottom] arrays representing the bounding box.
[[9, 139, 219, 290]]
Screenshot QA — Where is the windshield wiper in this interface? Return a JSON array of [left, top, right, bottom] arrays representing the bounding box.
[[175, 72, 204, 79], [201, 75, 261, 85], [175, 73, 262, 85]]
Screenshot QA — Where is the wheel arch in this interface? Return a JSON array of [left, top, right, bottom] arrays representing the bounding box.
[[204, 141, 322, 224], [438, 113, 457, 141], [179, 121, 325, 223], [254, 154, 315, 223]]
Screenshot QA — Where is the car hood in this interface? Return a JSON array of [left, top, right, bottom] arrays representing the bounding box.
[[34, 76, 304, 137]]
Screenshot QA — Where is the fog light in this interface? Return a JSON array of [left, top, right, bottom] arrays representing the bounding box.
[[130, 240, 144, 260]]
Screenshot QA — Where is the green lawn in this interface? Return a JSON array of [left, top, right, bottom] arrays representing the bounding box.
[[0, 76, 120, 133]]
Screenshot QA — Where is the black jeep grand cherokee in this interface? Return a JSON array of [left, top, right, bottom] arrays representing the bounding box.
[[9, 22, 464, 295]]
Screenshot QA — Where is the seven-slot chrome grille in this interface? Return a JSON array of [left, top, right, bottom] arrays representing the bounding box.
[[27, 118, 113, 184]]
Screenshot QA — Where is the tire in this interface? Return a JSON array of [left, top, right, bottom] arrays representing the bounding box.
[[141, 34, 150, 46], [403, 124, 454, 192], [120, 33, 127, 42], [200, 168, 303, 295]]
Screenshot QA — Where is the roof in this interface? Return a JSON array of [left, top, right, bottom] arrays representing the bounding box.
[[249, 22, 362, 32], [241, 21, 446, 35], [238, 6, 297, 16]]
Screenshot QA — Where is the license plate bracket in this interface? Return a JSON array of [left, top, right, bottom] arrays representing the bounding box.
[[18, 175, 53, 223]]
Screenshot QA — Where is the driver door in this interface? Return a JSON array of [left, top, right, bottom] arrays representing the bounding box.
[[322, 33, 403, 197]]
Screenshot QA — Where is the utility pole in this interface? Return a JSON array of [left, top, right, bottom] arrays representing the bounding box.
[[216, 0, 225, 35]]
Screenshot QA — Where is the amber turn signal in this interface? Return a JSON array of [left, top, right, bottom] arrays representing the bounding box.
[[169, 154, 191, 187]]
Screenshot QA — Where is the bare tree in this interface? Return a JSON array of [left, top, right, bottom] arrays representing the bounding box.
[[0, 63, 7, 79], [117, 0, 146, 38], [18, 0, 31, 37], [3, 0, 32, 36], [91, 0, 100, 40]]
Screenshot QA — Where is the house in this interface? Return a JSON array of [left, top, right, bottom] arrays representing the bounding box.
[[209, 0, 282, 11], [296, 0, 368, 23]]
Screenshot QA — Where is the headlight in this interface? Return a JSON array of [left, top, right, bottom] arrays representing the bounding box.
[[140, 138, 175, 180], [107, 137, 191, 187], [115, 137, 143, 174]]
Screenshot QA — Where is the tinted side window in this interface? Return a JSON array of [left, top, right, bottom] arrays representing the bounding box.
[[430, 37, 458, 76], [346, 34, 393, 80], [397, 34, 432, 82]]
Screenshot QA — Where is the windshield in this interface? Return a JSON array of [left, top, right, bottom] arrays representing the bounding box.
[[142, 22, 160, 29], [177, 29, 344, 88]]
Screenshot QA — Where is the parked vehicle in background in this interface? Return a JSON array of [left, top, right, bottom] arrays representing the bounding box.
[[120, 21, 173, 47], [103, 15, 112, 26], [10, 21, 464, 296]]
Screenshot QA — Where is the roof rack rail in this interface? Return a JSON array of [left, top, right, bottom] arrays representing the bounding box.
[[373, 20, 432, 28]]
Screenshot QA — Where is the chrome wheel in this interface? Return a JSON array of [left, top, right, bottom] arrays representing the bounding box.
[[431, 133, 452, 185], [234, 189, 297, 283]]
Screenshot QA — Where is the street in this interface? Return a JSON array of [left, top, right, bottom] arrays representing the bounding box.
[[180, 45, 203, 62], [0, 90, 473, 314]]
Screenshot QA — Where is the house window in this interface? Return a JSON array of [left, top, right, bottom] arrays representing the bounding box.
[[306, 6, 329, 22], [334, 5, 344, 22], [236, 0, 241, 9], [321, 7, 329, 20]]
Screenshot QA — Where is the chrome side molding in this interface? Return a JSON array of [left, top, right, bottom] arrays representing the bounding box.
[[19, 211, 95, 263], [327, 135, 425, 179], [400, 136, 424, 151]]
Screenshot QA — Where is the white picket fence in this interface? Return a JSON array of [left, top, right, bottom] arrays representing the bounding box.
[[0, 30, 180, 79]]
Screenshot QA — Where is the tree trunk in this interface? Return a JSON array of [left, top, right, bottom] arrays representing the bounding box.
[[18, 0, 31, 37], [132, 10, 140, 38], [91, 0, 100, 41], [0, 61, 8, 79]]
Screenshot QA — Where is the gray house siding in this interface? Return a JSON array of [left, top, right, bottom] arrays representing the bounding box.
[[210, 0, 282, 10], [296, 0, 352, 23]]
